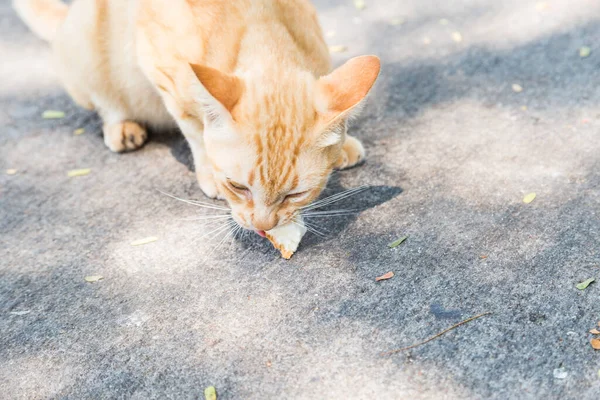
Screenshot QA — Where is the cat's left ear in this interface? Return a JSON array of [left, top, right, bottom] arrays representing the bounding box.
[[315, 55, 381, 126], [188, 63, 244, 124]]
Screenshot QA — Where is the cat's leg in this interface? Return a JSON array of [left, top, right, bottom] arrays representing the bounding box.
[[98, 107, 149, 153], [334, 135, 366, 170], [103, 121, 148, 152], [177, 119, 222, 199]]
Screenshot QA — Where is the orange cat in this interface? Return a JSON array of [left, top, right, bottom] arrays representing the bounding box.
[[14, 0, 380, 234]]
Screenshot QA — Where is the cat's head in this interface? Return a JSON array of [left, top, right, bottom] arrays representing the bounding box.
[[170, 56, 380, 232]]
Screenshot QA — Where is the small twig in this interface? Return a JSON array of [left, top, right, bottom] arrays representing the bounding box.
[[381, 312, 492, 356]]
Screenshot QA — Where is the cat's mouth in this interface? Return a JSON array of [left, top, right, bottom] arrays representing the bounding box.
[[256, 230, 266, 237]]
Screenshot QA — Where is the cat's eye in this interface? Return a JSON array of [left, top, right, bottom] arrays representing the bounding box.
[[284, 191, 309, 202], [228, 180, 250, 193]]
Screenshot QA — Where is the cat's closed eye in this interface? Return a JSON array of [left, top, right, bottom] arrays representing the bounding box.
[[227, 180, 251, 196], [284, 191, 309, 202]]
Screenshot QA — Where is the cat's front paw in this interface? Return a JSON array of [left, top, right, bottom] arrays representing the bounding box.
[[334, 135, 365, 170], [196, 170, 223, 199], [103, 121, 148, 152]]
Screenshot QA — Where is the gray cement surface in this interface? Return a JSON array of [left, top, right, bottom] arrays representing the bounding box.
[[2, 0, 600, 398]]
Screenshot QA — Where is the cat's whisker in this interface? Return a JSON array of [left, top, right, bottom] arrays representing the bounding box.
[[228, 224, 243, 251], [195, 219, 236, 242], [199, 223, 237, 262], [176, 214, 232, 222], [191, 219, 236, 232], [313, 186, 367, 204], [294, 220, 325, 237], [203, 222, 237, 249], [158, 189, 230, 211], [302, 186, 368, 211], [208, 222, 240, 257], [303, 215, 356, 219], [307, 191, 365, 210], [302, 209, 358, 217]]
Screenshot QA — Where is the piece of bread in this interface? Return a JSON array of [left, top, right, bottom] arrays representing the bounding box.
[[265, 216, 307, 259]]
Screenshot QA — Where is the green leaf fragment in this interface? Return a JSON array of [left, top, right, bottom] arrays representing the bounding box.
[[74, 128, 85, 135], [130, 236, 158, 246], [388, 235, 408, 248], [85, 275, 104, 283], [354, 0, 366, 10], [522, 192, 536, 204], [576, 278, 595, 290], [204, 386, 217, 400], [389, 17, 404, 26], [579, 46, 591, 58], [42, 110, 65, 119], [67, 168, 91, 177]]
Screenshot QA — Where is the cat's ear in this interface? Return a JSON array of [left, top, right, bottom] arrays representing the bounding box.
[[154, 64, 243, 124], [190, 64, 244, 112], [315, 55, 380, 125]]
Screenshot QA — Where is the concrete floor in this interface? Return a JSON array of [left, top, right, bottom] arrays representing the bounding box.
[[1, 0, 600, 398]]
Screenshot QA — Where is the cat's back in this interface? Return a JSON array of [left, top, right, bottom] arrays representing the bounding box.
[[137, 0, 330, 75]]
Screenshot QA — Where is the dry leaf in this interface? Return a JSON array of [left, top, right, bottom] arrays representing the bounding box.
[[576, 278, 595, 290], [353, 0, 366, 10], [591, 338, 600, 350], [579, 46, 591, 58], [130, 236, 158, 246], [67, 168, 91, 177], [42, 110, 65, 119], [329, 45, 348, 53], [84, 275, 104, 283], [6, 169, 17, 175], [266, 360, 272, 367], [74, 128, 85, 135], [479, 255, 488, 259], [523, 193, 536, 204], [512, 83, 523, 93], [204, 386, 217, 400], [589, 329, 600, 334], [451, 32, 462, 43], [376, 271, 394, 281]]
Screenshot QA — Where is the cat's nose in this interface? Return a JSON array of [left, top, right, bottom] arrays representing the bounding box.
[[252, 215, 278, 232]]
